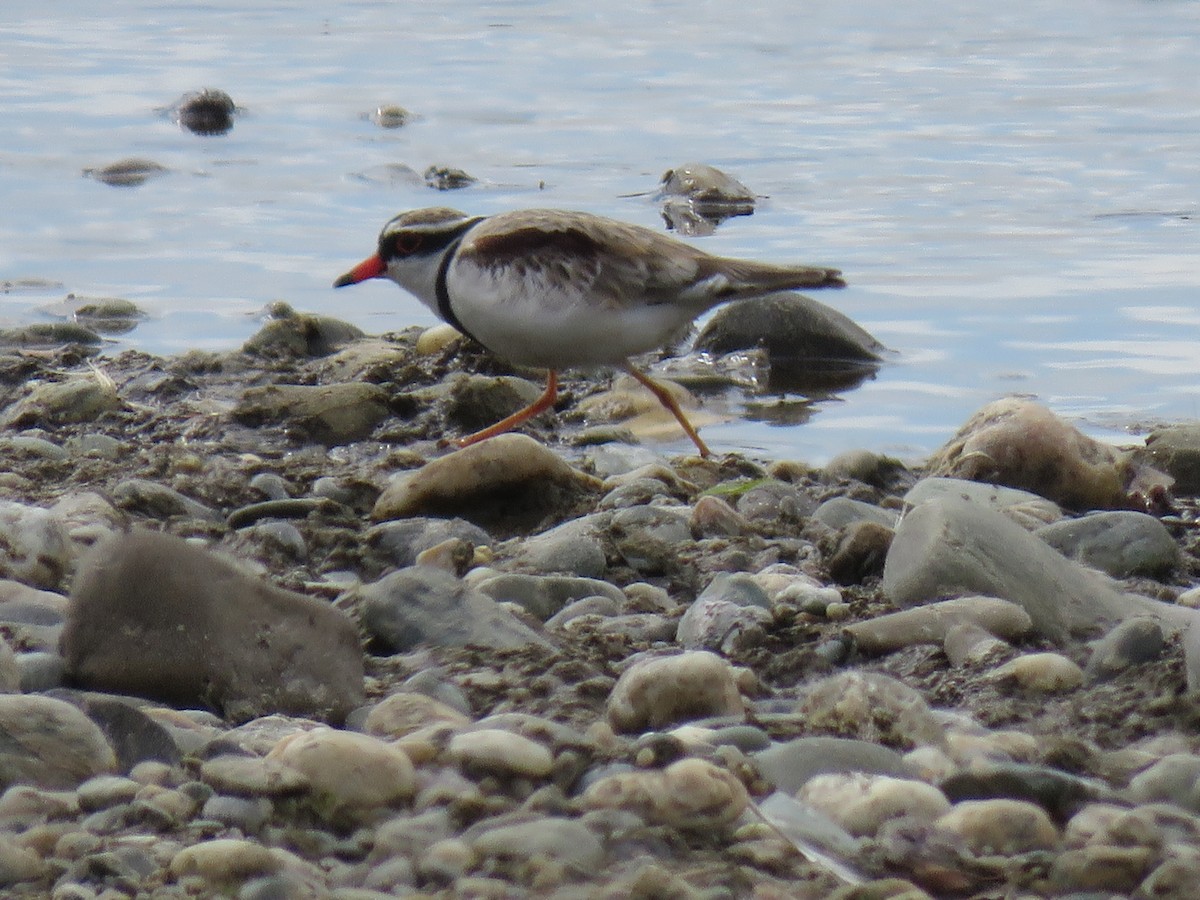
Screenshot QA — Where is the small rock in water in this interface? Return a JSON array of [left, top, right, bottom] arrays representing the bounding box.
[[696, 292, 884, 394], [372, 104, 411, 128], [424, 165, 476, 190], [173, 88, 237, 135], [659, 163, 755, 204], [84, 157, 168, 187]]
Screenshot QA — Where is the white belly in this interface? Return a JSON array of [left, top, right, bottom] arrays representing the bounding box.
[[446, 266, 697, 369]]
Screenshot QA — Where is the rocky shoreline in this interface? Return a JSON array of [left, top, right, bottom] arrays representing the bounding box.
[[3, 308, 1200, 899]]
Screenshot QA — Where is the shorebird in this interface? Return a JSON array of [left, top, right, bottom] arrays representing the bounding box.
[[334, 207, 845, 456]]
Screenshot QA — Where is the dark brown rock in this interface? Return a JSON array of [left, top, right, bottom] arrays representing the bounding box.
[[60, 530, 363, 723]]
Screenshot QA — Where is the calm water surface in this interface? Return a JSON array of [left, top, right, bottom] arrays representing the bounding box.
[[1, 0, 1197, 462]]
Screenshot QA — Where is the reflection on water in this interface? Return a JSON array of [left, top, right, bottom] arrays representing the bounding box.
[[0, 0, 1197, 462]]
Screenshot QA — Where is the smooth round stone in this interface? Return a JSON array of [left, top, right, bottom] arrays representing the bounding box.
[[0, 501, 70, 589], [363, 692, 472, 739], [75, 775, 140, 812], [0, 695, 117, 789], [607, 651, 745, 733], [1036, 510, 1180, 577], [201, 794, 272, 832], [1126, 753, 1200, 812], [546, 595, 622, 630], [473, 573, 625, 621], [468, 816, 604, 872], [675, 598, 771, 652], [810, 497, 899, 531], [415, 322, 462, 355], [800, 671, 944, 748], [935, 799, 1060, 855], [0, 638, 17, 692], [514, 517, 609, 579], [0, 840, 45, 887], [448, 728, 553, 778], [989, 652, 1084, 693], [591, 613, 676, 643], [199, 755, 310, 798], [266, 729, 415, 817], [799, 773, 952, 837], [16, 650, 66, 692], [169, 838, 281, 884], [582, 757, 749, 829], [416, 837, 475, 883], [609, 506, 692, 574], [1085, 617, 1165, 682], [1046, 844, 1155, 895], [689, 495, 751, 537], [753, 737, 911, 795]]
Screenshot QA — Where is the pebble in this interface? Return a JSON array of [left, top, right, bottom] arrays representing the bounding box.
[[1125, 753, 1200, 813], [234, 382, 389, 444], [61, 529, 364, 723], [363, 692, 471, 739], [811, 497, 900, 531], [1085, 617, 1165, 681], [901, 475, 1063, 528], [473, 572, 625, 621], [799, 773, 952, 837], [468, 816, 604, 872], [609, 505, 692, 574], [169, 838, 281, 884], [752, 737, 911, 794], [0, 501, 70, 589], [844, 596, 1032, 656], [448, 729, 554, 778], [109, 478, 220, 522], [359, 565, 551, 651], [367, 517, 493, 568], [582, 757, 749, 829], [0, 695, 117, 789], [266, 729, 415, 821], [1037, 510, 1180, 577], [607, 651, 745, 732], [198, 755, 310, 798], [371, 434, 602, 522], [883, 493, 1196, 642], [934, 798, 1060, 855], [989, 652, 1085, 693]]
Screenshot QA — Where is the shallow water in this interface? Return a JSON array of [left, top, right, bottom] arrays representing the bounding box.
[[1, 0, 1197, 463]]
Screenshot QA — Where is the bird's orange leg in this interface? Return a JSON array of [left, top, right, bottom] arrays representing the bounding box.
[[623, 363, 711, 458], [457, 370, 559, 449]]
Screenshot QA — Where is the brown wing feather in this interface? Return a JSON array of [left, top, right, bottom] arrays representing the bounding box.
[[459, 209, 842, 311]]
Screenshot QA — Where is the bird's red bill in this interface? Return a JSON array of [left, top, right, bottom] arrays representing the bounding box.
[[333, 254, 386, 287]]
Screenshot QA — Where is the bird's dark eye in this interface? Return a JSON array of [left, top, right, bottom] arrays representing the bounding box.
[[396, 233, 422, 255]]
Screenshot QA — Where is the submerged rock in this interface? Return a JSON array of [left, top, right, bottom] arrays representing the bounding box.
[[172, 88, 237, 135], [84, 158, 168, 187], [695, 291, 884, 394]]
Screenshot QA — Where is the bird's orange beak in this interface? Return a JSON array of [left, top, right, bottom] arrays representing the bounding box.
[[333, 254, 386, 287]]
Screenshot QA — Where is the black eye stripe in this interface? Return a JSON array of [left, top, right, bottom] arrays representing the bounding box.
[[378, 217, 485, 260]]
